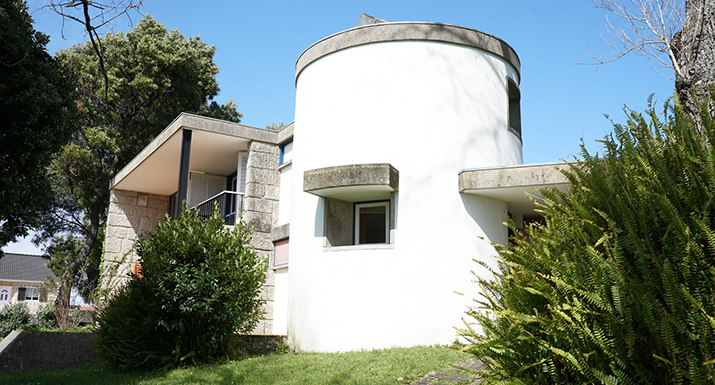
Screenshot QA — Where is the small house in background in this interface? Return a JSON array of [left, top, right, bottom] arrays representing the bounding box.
[[0, 253, 57, 313]]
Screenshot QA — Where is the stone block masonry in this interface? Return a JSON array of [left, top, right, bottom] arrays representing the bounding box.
[[102, 189, 169, 290], [243, 140, 281, 335], [102, 140, 282, 335]]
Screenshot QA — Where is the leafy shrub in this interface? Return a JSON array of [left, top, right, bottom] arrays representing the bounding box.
[[35, 303, 57, 329], [95, 206, 267, 370], [462, 98, 715, 384], [0, 303, 31, 339]]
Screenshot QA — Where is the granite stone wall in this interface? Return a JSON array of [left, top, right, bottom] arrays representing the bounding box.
[[102, 189, 169, 290], [101, 141, 281, 335], [243, 141, 281, 334]]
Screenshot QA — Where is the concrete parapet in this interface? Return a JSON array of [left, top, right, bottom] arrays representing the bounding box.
[[304, 163, 399, 202], [458, 162, 570, 192], [296, 22, 521, 83], [271, 223, 290, 242], [0, 331, 97, 373]]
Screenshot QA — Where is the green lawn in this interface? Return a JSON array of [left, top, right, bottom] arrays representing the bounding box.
[[1, 346, 472, 385]]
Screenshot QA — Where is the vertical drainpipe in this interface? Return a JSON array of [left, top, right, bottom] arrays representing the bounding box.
[[176, 129, 192, 216]]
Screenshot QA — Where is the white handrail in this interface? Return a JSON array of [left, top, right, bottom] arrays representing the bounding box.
[[197, 190, 245, 207]]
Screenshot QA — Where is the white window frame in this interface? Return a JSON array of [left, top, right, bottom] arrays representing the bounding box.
[[354, 201, 390, 245], [24, 287, 40, 301], [236, 151, 248, 193]]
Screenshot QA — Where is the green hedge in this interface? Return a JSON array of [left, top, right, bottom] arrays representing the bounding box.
[[95, 206, 267, 370], [0, 303, 30, 339]]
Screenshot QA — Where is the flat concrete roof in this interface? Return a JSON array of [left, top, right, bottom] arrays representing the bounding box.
[[296, 22, 521, 84], [111, 113, 292, 196], [304, 163, 399, 202], [459, 162, 572, 216]]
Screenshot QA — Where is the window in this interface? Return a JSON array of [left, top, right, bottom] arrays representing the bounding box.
[[274, 239, 289, 268], [354, 201, 389, 244], [507, 78, 521, 138], [237, 151, 248, 193], [280, 139, 293, 166], [187, 172, 226, 206], [19, 287, 39, 301], [323, 196, 395, 248]]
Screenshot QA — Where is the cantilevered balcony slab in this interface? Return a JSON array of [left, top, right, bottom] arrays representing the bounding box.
[[304, 163, 398, 202], [109, 113, 287, 196], [459, 162, 571, 216]]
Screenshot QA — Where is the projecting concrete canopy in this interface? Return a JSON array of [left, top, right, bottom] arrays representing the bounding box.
[[459, 162, 571, 216], [110, 113, 283, 196], [303, 163, 399, 202]]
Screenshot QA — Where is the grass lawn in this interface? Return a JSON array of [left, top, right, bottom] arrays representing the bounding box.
[[1, 345, 472, 385]]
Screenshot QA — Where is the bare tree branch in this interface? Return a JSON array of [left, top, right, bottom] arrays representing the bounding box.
[[78, 1, 109, 98], [41, 0, 144, 30], [39, 0, 145, 96], [583, 0, 684, 79], [585, 0, 715, 133]]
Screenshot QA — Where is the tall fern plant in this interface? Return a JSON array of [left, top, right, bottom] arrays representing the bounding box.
[[462, 97, 715, 384]]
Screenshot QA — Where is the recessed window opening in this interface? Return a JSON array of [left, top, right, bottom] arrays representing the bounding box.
[[280, 139, 293, 166], [274, 238, 289, 268], [507, 78, 521, 138], [20, 287, 40, 301], [354, 201, 389, 244]]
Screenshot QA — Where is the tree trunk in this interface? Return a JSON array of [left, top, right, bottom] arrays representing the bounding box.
[[673, 0, 715, 127], [54, 281, 72, 329], [55, 198, 102, 328]]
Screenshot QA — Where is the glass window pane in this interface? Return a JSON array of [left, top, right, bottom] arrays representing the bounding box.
[[25, 288, 39, 301], [274, 239, 289, 267], [359, 205, 387, 244]]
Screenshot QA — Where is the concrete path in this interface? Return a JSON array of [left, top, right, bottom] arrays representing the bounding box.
[[410, 358, 485, 385]]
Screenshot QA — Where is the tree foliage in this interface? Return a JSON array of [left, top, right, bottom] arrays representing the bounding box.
[[463, 96, 715, 384], [265, 122, 286, 131], [38, 15, 241, 315], [95, 206, 267, 370], [0, 303, 30, 339], [0, 0, 75, 252], [44, 234, 96, 328]]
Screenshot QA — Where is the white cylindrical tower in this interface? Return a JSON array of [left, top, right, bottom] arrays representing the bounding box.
[[288, 21, 522, 352]]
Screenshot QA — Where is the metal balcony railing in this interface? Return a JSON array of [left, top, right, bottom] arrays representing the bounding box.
[[196, 191, 245, 225]]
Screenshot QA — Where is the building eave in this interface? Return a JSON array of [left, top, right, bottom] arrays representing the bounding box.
[[459, 162, 572, 216]]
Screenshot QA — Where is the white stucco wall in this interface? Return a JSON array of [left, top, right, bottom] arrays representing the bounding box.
[[289, 34, 522, 352]]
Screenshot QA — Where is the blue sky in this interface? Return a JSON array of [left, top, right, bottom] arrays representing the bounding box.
[[6, 0, 674, 254]]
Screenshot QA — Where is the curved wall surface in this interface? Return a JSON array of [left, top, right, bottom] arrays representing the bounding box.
[[288, 22, 523, 352]]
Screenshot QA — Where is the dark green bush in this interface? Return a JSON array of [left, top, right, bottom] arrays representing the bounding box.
[[0, 302, 30, 338], [462, 97, 715, 384], [95, 206, 267, 370], [35, 303, 57, 329]]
